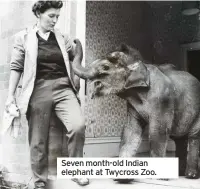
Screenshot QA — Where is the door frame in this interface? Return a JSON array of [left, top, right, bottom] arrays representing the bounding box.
[[181, 42, 200, 72]]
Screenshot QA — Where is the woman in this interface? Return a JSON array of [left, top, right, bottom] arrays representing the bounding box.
[[5, 1, 89, 188]]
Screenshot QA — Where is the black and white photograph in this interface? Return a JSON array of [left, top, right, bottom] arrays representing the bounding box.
[[0, 0, 200, 189]]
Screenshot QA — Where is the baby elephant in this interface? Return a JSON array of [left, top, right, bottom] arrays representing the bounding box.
[[73, 40, 200, 179]]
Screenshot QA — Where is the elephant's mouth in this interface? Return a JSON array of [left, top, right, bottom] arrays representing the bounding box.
[[91, 80, 104, 99]]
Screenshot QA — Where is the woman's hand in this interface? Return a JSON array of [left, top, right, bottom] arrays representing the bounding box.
[[73, 39, 83, 60], [5, 95, 19, 117], [5, 95, 16, 113]]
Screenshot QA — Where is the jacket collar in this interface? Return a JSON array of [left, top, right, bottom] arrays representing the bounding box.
[[34, 24, 54, 40]]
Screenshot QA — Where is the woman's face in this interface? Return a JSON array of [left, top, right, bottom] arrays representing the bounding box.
[[37, 8, 61, 32]]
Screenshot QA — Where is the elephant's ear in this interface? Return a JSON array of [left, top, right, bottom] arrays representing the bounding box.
[[124, 61, 150, 89]]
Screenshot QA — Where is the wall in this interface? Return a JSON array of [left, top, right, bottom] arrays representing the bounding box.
[[149, 2, 200, 69], [0, 1, 36, 184], [85, 1, 153, 138], [0, 1, 35, 134]]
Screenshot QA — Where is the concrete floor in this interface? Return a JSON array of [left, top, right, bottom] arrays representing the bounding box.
[[46, 177, 200, 189]]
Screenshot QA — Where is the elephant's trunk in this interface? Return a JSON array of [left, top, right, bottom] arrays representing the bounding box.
[[72, 39, 98, 80]]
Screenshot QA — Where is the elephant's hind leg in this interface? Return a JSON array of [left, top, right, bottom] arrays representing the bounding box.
[[171, 136, 188, 176], [185, 137, 200, 179], [185, 116, 200, 179]]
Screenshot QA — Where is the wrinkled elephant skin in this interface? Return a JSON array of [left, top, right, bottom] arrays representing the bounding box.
[[73, 43, 200, 180]]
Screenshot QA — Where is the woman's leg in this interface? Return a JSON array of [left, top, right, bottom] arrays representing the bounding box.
[[27, 79, 53, 188], [54, 87, 85, 157], [53, 77, 88, 186]]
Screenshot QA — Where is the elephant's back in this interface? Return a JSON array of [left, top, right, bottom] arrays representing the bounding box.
[[146, 64, 200, 96], [166, 70, 200, 97], [168, 71, 200, 135]]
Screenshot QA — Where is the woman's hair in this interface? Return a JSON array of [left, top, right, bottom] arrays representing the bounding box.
[[32, 1, 63, 17]]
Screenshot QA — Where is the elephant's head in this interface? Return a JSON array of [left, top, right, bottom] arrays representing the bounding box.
[[73, 41, 150, 98]]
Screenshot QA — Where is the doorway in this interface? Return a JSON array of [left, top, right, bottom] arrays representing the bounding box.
[[187, 50, 200, 81]]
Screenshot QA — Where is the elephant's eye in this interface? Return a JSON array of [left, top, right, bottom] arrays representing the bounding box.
[[107, 56, 118, 63], [94, 81, 102, 87], [102, 65, 110, 70]]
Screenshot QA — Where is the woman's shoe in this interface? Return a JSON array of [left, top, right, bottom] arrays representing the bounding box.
[[71, 178, 89, 186]]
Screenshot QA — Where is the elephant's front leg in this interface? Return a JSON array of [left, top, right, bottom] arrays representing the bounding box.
[[114, 108, 144, 183], [119, 121, 143, 157], [148, 100, 174, 157], [149, 120, 169, 157], [149, 118, 171, 181], [119, 108, 144, 157]]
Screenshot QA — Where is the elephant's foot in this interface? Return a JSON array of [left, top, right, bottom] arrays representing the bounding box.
[[185, 169, 199, 179], [113, 178, 134, 183]]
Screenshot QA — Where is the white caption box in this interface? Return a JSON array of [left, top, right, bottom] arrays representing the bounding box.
[[57, 157, 179, 179]]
